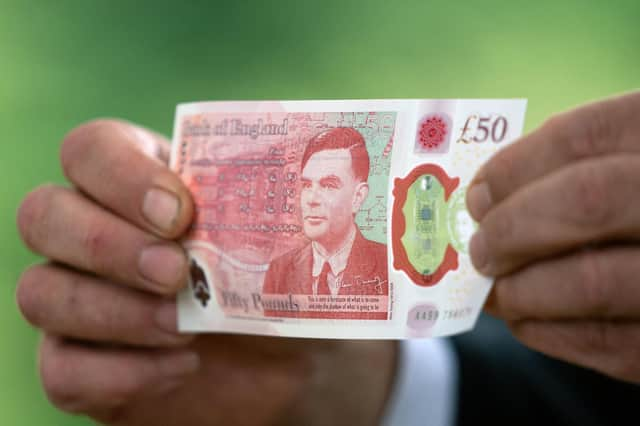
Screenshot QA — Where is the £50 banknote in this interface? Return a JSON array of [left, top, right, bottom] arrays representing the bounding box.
[[170, 99, 527, 339]]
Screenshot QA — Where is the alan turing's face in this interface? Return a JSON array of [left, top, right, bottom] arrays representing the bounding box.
[[301, 148, 360, 248]]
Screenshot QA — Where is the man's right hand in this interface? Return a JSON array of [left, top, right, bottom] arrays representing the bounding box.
[[16, 120, 396, 426]]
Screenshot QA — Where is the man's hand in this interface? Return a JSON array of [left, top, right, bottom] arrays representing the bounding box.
[[16, 120, 396, 425], [467, 91, 640, 384]]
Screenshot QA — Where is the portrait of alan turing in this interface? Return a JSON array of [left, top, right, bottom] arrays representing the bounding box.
[[262, 127, 388, 297]]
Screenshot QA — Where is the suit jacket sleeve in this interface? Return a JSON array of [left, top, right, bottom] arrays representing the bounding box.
[[451, 314, 640, 426]]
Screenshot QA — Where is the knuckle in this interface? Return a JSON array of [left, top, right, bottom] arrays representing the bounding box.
[[60, 119, 123, 180], [16, 266, 48, 326], [80, 219, 114, 272], [94, 362, 148, 411], [578, 251, 611, 316], [569, 164, 616, 228], [58, 272, 83, 322], [89, 293, 127, 341], [486, 208, 514, 249], [17, 185, 57, 251], [583, 322, 616, 354], [563, 105, 616, 159], [485, 149, 516, 191], [540, 113, 566, 140], [112, 371, 146, 402], [578, 105, 616, 156], [40, 340, 81, 412]]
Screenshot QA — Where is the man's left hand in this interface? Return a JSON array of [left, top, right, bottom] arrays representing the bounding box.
[[466, 91, 640, 384]]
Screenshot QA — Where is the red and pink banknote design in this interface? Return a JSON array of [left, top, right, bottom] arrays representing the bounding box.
[[170, 100, 527, 339]]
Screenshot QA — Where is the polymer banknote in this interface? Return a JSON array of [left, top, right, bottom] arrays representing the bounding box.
[[170, 99, 527, 339]]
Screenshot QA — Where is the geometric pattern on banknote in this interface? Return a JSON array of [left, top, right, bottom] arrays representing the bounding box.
[[414, 113, 452, 154], [392, 164, 459, 287]]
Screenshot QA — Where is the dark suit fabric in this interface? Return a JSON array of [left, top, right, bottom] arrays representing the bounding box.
[[452, 314, 640, 426]]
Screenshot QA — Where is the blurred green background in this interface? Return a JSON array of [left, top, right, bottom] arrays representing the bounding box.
[[1, 0, 638, 424]]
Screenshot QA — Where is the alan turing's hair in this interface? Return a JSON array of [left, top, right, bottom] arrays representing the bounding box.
[[300, 127, 370, 183]]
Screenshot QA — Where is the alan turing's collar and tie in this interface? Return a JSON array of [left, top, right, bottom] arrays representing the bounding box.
[[311, 226, 357, 296]]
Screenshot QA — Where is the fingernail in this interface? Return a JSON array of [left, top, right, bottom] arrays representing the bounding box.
[[143, 188, 180, 232], [155, 302, 179, 333], [469, 229, 491, 275], [159, 351, 200, 378], [138, 245, 187, 290], [466, 182, 492, 221]]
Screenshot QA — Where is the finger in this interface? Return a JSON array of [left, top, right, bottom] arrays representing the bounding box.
[[467, 91, 640, 220], [509, 319, 640, 384], [128, 125, 171, 164], [60, 119, 192, 239], [17, 264, 192, 347], [488, 247, 640, 321], [470, 155, 640, 276], [39, 334, 200, 419], [17, 185, 187, 294]]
